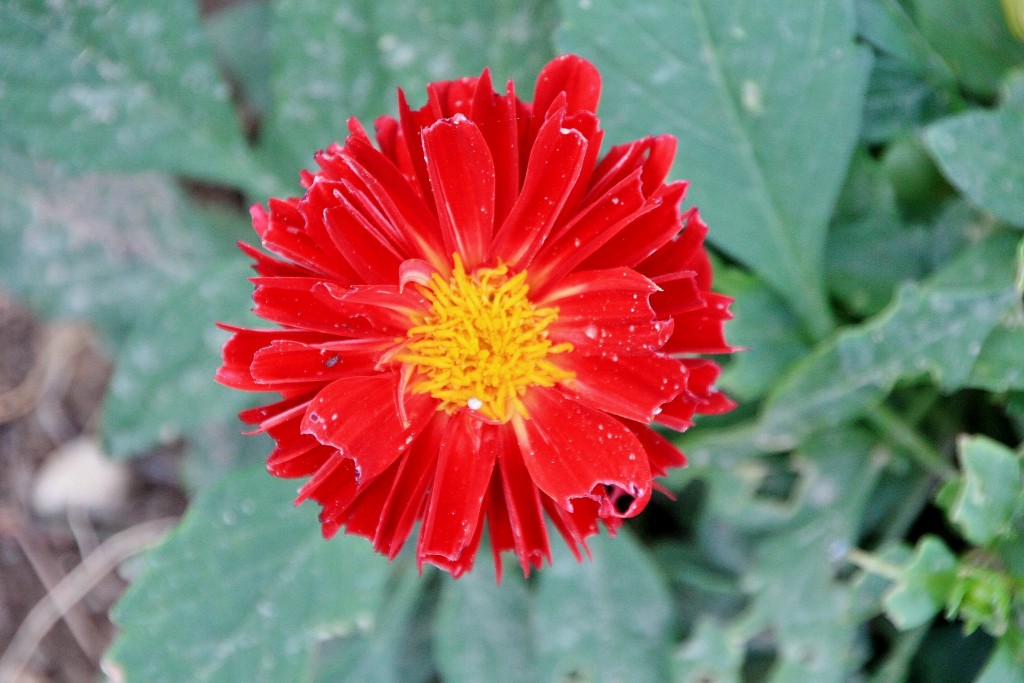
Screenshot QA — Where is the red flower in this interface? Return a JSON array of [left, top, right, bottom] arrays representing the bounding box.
[[217, 55, 735, 578]]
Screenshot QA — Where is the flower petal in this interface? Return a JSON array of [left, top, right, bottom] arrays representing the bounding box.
[[300, 375, 437, 486], [532, 55, 602, 121], [216, 324, 330, 391], [514, 387, 652, 518], [529, 170, 650, 291], [323, 202, 404, 284], [422, 115, 496, 267], [542, 268, 672, 354], [336, 135, 447, 267], [618, 419, 687, 478], [580, 183, 689, 270], [250, 338, 389, 384], [488, 109, 588, 269], [471, 70, 520, 227], [419, 412, 498, 568], [495, 426, 551, 575], [556, 352, 687, 423], [661, 293, 736, 354], [374, 414, 448, 558], [251, 277, 379, 336]]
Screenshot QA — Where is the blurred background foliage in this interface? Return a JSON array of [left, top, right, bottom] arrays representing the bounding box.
[[1, 0, 1023, 681]]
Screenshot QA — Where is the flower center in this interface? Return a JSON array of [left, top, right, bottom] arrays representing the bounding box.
[[398, 255, 573, 423]]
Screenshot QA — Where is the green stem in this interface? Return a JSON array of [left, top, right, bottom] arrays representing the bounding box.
[[864, 403, 957, 481], [867, 624, 930, 683], [846, 547, 903, 581]]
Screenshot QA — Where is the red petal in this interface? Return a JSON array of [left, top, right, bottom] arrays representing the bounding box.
[[422, 115, 496, 267], [314, 282, 424, 337], [323, 202, 404, 283], [580, 183, 688, 270], [398, 88, 439, 210], [268, 442, 335, 479], [514, 387, 652, 518], [661, 293, 736, 354], [639, 208, 711, 284], [238, 392, 313, 428], [542, 268, 672, 354], [489, 109, 588, 269], [556, 352, 687, 423], [618, 419, 687, 478], [259, 198, 354, 281], [251, 277, 379, 336], [339, 136, 447, 267], [588, 135, 677, 202], [300, 375, 437, 486], [471, 72, 520, 228], [419, 412, 498, 567], [533, 55, 602, 122], [684, 359, 736, 415], [296, 454, 360, 519], [374, 415, 448, 558], [216, 325, 330, 391], [250, 338, 388, 384], [529, 170, 650, 291], [495, 426, 551, 574], [650, 270, 706, 316]]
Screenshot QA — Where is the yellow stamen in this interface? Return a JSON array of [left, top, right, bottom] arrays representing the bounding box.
[[396, 254, 573, 422]]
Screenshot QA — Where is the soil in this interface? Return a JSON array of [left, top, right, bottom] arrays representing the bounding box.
[[0, 296, 189, 683]]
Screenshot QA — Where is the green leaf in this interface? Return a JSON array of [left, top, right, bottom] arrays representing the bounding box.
[[857, 0, 956, 81], [950, 436, 1023, 545], [911, 0, 1024, 98], [99, 259, 260, 459], [534, 529, 674, 683], [106, 466, 391, 683], [557, 0, 872, 338], [975, 638, 1024, 683], [260, 0, 557, 182], [0, 151, 244, 347], [883, 536, 958, 630], [672, 619, 743, 683], [738, 429, 882, 683], [0, 0, 275, 195], [434, 559, 536, 683], [758, 232, 1022, 450], [924, 105, 1024, 228], [205, 0, 273, 115], [717, 272, 810, 402], [856, 0, 960, 142], [967, 323, 1024, 392], [313, 565, 436, 683]]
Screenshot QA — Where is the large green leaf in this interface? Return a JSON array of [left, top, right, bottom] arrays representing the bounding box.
[[313, 565, 436, 683], [950, 436, 1022, 545], [676, 428, 883, 683], [758, 232, 1023, 450], [557, 0, 872, 338], [259, 0, 558, 183], [0, 0, 276, 196], [107, 466, 392, 682], [100, 259, 260, 459], [0, 150, 243, 347], [826, 157, 973, 317], [967, 323, 1024, 392], [534, 529, 674, 683], [924, 105, 1024, 228], [433, 559, 536, 683], [882, 536, 958, 630], [717, 271, 810, 402], [911, 0, 1024, 98], [856, 0, 960, 142]]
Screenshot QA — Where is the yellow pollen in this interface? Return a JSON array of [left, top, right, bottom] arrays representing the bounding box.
[[397, 254, 573, 423]]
